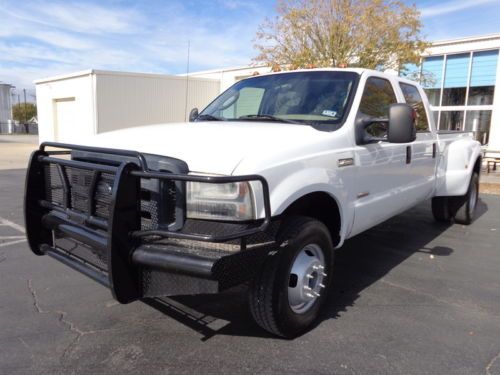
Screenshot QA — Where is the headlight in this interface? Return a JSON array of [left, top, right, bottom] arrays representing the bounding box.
[[186, 181, 255, 221]]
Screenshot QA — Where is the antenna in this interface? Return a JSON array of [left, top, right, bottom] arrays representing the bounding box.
[[184, 40, 190, 122]]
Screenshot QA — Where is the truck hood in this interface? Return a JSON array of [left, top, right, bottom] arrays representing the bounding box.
[[82, 121, 328, 175]]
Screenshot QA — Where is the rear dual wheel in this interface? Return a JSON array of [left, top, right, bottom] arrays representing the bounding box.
[[432, 171, 479, 225], [248, 216, 334, 338]]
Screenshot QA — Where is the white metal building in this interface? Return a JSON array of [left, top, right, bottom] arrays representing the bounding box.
[[35, 70, 219, 143]]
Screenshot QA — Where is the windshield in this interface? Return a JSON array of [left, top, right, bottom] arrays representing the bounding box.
[[199, 71, 359, 127]]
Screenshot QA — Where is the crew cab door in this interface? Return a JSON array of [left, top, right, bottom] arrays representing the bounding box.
[[398, 82, 437, 201], [349, 75, 415, 237]]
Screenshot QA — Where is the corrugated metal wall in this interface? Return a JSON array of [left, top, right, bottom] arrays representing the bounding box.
[[36, 74, 96, 143], [96, 72, 220, 134]]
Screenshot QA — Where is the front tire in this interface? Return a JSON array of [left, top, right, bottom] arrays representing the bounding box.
[[248, 216, 334, 338]]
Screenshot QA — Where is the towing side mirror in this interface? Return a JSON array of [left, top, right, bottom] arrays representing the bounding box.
[[189, 108, 199, 122], [354, 113, 388, 145], [387, 104, 416, 143]]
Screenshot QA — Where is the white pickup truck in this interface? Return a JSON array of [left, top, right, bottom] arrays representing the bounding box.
[[25, 68, 482, 337]]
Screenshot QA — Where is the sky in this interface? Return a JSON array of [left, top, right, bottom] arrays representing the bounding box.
[[1, 0, 500, 101]]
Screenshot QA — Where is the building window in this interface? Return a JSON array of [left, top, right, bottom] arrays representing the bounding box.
[[442, 53, 470, 106], [401, 48, 498, 141], [468, 50, 498, 105], [465, 110, 492, 144], [421, 56, 444, 106], [439, 111, 464, 131]]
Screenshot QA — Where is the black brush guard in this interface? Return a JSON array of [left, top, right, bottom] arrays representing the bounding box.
[[24, 142, 272, 303]]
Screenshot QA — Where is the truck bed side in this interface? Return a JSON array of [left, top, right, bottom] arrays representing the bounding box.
[[435, 131, 482, 197]]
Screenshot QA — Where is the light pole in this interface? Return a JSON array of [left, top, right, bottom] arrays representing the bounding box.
[[23, 89, 29, 133], [23, 89, 27, 123]]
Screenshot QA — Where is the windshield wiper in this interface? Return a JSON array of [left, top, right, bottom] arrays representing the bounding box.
[[238, 114, 302, 124], [195, 114, 225, 121]]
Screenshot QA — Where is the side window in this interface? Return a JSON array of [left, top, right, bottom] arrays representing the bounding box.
[[358, 77, 398, 118], [358, 77, 398, 137], [399, 83, 430, 132]]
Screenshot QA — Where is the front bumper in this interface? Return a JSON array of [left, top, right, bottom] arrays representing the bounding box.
[[24, 142, 275, 303]]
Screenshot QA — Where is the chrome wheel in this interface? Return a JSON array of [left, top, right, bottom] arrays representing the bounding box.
[[288, 243, 326, 314]]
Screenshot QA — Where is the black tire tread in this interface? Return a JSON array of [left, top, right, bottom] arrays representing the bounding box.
[[248, 216, 320, 337], [248, 251, 281, 336], [432, 171, 479, 225], [432, 196, 451, 222], [452, 172, 479, 225]]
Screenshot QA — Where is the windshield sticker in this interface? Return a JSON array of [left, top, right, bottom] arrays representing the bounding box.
[[322, 110, 337, 117]]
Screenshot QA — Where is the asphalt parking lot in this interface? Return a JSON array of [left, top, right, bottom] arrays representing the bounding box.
[[1, 161, 500, 374]]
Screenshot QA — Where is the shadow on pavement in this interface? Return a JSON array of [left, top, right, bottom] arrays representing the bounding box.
[[143, 198, 488, 340]]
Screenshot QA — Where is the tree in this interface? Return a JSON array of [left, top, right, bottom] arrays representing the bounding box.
[[12, 103, 37, 123], [254, 0, 428, 71]]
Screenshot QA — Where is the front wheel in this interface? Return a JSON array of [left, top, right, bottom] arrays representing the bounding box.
[[248, 216, 334, 338]]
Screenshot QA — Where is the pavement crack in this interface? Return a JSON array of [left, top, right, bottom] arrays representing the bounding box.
[[18, 337, 36, 365], [486, 351, 500, 375], [27, 279, 46, 314], [18, 337, 31, 350], [26, 279, 107, 361], [57, 309, 86, 360]]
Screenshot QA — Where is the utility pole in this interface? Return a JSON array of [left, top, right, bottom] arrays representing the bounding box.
[[23, 89, 27, 123], [17, 94, 20, 126], [23, 89, 29, 133]]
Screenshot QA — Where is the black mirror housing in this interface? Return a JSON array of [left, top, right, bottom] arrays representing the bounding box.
[[189, 108, 199, 122], [354, 113, 388, 145], [387, 103, 416, 143]]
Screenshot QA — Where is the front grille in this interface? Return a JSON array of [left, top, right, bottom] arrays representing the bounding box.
[[44, 164, 116, 220], [66, 167, 96, 213], [44, 164, 65, 206], [140, 179, 177, 230], [43, 162, 176, 231], [94, 173, 115, 219], [140, 189, 159, 230]]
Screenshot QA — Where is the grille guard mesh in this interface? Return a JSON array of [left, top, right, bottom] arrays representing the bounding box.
[[24, 142, 272, 302]]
